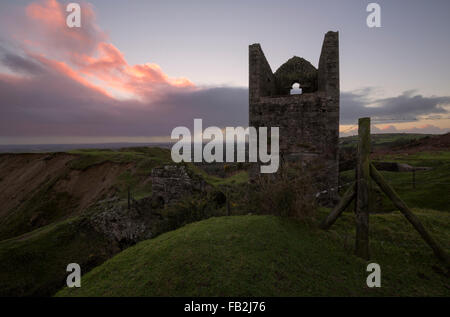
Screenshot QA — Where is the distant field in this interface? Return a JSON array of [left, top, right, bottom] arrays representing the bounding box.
[[339, 133, 432, 149], [0, 143, 172, 153], [340, 151, 449, 212], [0, 133, 442, 153]]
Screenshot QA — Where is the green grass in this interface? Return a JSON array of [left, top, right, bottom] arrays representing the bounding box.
[[0, 216, 117, 296], [68, 147, 171, 171], [2, 143, 448, 297], [186, 163, 249, 187], [0, 147, 174, 241], [340, 151, 450, 212], [0, 178, 77, 240], [56, 209, 449, 297], [201, 170, 248, 187], [0, 185, 228, 297]]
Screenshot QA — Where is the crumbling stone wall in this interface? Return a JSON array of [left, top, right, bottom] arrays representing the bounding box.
[[90, 164, 213, 247], [249, 31, 340, 196], [150, 164, 209, 205]]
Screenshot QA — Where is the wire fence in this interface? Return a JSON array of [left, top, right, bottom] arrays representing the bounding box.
[[315, 170, 450, 199]]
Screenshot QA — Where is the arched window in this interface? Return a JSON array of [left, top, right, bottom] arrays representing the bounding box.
[[290, 82, 302, 95]]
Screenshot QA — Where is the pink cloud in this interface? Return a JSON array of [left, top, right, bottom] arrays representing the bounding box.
[[32, 53, 114, 97], [16, 0, 194, 100], [375, 124, 450, 134], [406, 124, 450, 134], [377, 125, 398, 133], [0, 1, 247, 141], [24, 0, 105, 57]]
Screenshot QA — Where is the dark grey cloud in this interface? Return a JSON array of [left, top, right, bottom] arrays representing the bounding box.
[[0, 52, 45, 75], [0, 50, 448, 140], [341, 89, 450, 124], [156, 87, 248, 128], [0, 52, 248, 138]]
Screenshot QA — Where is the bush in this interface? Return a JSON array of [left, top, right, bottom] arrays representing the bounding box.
[[249, 162, 317, 220], [162, 190, 227, 231]]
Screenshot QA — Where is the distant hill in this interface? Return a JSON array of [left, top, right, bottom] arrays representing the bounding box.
[[372, 133, 450, 156], [0, 142, 172, 153], [340, 133, 434, 149], [2, 133, 447, 154]]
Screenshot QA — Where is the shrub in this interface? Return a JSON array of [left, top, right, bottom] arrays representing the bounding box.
[[162, 190, 227, 231], [249, 162, 317, 220]]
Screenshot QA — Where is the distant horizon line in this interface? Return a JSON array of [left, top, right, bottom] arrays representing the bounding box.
[[0, 131, 447, 147]]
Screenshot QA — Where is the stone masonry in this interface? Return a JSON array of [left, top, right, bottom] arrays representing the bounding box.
[[150, 164, 209, 205], [249, 31, 340, 195]]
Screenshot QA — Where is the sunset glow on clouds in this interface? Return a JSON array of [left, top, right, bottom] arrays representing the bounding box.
[[23, 0, 194, 100], [0, 0, 448, 144], [0, 0, 235, 143]]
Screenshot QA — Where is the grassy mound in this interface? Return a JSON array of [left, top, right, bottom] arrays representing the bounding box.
[[0, 216, 118, 296], [57, 210, 450, 297]]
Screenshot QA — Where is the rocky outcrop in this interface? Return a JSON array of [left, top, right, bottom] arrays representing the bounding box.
[[89, 201, 152, 247], [150, 164, 209, 205], [90, 164, 213, 247]]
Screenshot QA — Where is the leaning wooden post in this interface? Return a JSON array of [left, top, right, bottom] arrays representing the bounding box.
[[226, 190, 231, 216], [320, 182, 356, 230], [355, 117, 371, 259], [127, 186, 131, 211], [370, 164, 449, 267]]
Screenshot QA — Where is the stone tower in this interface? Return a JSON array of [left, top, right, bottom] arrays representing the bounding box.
[[249, 31, 339, 195]]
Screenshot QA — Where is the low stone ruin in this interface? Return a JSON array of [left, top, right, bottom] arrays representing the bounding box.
[[150, 164, 209, 205]]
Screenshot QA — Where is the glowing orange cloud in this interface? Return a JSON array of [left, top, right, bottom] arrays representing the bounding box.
[[26, 0, 64, 27], [32, 54, 113, 97], [25, 0, 104, 55], [380, 125, 396, 131], [21, 0, 194, 100]]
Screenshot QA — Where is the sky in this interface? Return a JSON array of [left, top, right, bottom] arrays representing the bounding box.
[[0, 0, 449, 144]]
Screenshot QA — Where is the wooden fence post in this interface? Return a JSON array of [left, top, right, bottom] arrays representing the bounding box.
[[355, 117, 371, 259], [370, 164, 449, 267], [320, 116, 448, 267], [320, 182, 355, 230], [127, 186, 131, 211], [226, 191, 231, 216]]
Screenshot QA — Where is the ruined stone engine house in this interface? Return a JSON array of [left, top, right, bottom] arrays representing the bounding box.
[[249, 31, 340, 193]]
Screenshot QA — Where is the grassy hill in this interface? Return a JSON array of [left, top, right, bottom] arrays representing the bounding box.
[[0, 147, 172, 240], [1, 134, 448, 297], [0, 146, 202, 296], [0, 216, 117, 296], [57, 210, 450, 297]]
